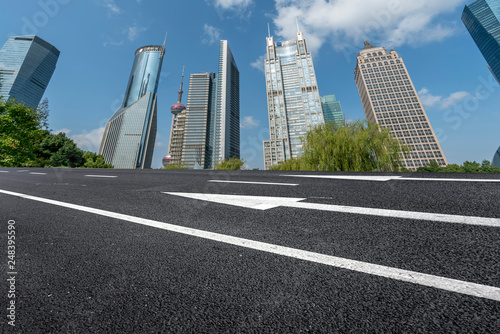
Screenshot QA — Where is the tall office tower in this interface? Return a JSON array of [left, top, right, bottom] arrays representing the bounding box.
[[0, 35, 59, 108], [214, 40, 240, 164], [182, 73, 217, 169], [354, 42, 447, 170], [462, 0, 500, 83], [99, 44, 165, 169], [320, 95, 345, 125], [493, 146, 500, 167], [263, 31, 323, 170]]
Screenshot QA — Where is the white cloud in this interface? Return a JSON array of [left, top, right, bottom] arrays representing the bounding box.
[[127, 23, 148, 42], [97, 0, 123, 15], [240, 116, 260, 129], [71, 127, 106, 153], [251, 54, 266, 73], [418, 88, 469, 110], [213, 0, 253, 11], [273, 0, 463, 56], [202, 24, 222, 45]]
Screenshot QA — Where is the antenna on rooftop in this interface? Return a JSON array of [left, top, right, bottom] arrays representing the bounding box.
[[162, 32, 168, 48], [296, 17, 300, 32], [268, 23, 271, 38]]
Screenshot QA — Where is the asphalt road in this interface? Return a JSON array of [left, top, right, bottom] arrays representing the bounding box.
[[1, 168, 499, 333]]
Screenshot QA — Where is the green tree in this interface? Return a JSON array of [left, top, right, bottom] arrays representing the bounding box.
[[81, 151, 113, 168], [441, 164, 462, 173], [416, 160, 442, 172], [215, 157, 245, 170], [462, 161, 481, 173], [25, 131, 84, 168], [0, 99, 44, 167], [271, 120, 410, 172]]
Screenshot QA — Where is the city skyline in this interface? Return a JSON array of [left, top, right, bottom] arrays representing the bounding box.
[[1, 1, 499, 169]]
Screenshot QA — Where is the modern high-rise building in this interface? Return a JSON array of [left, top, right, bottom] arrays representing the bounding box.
[[0, 35, 59, 108], [354, 42, 447, 170], [320, 95, 345, 126], [214, 40, 240, 164], [462, 0, 500, 84], [166, 40, 239, 169], [263, 31, 323, 170], [99, 44, 165, 169], [493, 146, 500, 167]]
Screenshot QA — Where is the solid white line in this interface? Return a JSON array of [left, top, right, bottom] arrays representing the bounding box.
[[283, 175, 500, 182], [208, 180, 299, 186], [0, 171, 9, 173], [84, 175, 118, 178], [30, 172, 47, 175], [1, 188, 499, 302], [17, 170, 29, 173]]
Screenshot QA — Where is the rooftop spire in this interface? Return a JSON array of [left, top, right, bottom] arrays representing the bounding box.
[[171, 67, 186, 115]]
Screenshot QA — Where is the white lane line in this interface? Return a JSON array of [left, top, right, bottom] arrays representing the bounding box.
[[166, 193, 500, 228], [84, 175, 118, 178], [208, 180, 299, 186], [282, 175, 500, 182], [0, 171, 9, 173], [17, 170, 30, 173], [0, 188, 499, 302], [30, 172, 47, 175]]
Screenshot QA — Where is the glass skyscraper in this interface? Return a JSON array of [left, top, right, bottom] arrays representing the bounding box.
[[99, 44, 165, 169], [493, 146, 500, 167], [354, 42, 447, 171], [214, 40, 240, 164], [0, 35, 59, 108], [462, 0, 500, 83], [320, 95, 345, 126], [263, 31, 323, 170]]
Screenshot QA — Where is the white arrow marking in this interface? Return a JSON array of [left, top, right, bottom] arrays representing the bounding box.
[[1, 188, 499, 302], [165, 192, 500, 228], [283, 175, 500, 182]]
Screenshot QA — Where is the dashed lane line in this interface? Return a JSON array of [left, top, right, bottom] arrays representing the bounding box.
[[84, 175, 118, 178], [208, 180, 299, 186], [30, 172, 47, 175], [282, 175, 500, 182], [1, 188, 499, 302]]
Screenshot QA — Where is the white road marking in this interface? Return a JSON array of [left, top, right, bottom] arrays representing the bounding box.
[[0, 188, 499, 302], [0, 171, 9, 173], [17, 170, 29, 173], [165, 193, 500, 228], [30, 172, 47, 175], [208, 180, 299, 186], [84, 175, 118, 178], [283, 175, 500, 182]]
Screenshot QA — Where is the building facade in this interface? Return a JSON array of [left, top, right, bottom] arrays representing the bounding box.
[[214, 40, 240, 164], [320, 95, 345, 126], [493, 146, 500, 167], [99, 45, 165, 169], [263, 31, 323, 170], [0, 35, 59, 108], [462, 0, 500, 83], [354, 42, 447, 170]]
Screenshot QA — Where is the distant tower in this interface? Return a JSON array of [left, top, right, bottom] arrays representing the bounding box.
[[263, 30, 323, 170], [0, 35, 60, 108], [493, 146, 500, 167], [320, 95, 345, 126], [354, 41, 447, 170], [462, 0, 500, 84], [99, 43, 165, 169], [166, 68, 187, 166]]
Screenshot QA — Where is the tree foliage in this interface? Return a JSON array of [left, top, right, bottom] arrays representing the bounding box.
[[271, 120, 410, 172], [215, 157, 245, 170], [0, 99, 44, 167], [417, 160, 500, 173]]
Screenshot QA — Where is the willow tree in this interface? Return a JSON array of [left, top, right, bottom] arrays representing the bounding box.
[[271, 120, 410, 172]]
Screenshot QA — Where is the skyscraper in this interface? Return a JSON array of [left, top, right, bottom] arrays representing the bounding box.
[[263, 31, 323, 170], [0, 35, 59, 108], [320, 95, 345, 126], [462, 0, 500, 83], [99, 44, 165, 169], [214, 40, 240, 164], [493, 146, 500, 167], [166, 69, 187, 166], [354, 42, 447, 170]]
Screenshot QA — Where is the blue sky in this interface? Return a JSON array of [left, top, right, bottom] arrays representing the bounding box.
[[1, 0, 499, 169]]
